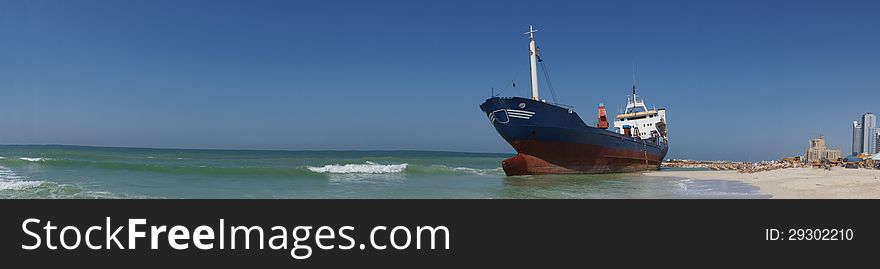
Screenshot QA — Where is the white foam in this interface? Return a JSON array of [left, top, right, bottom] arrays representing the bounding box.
[[19, 157, 48, 162], [0, 169, 23, 180], [416, 165, 503, 176], [0, 167, 44, 191], [0, 180, 44, 190], [451, 166, 504, 176], [307, 161, 408, 174]]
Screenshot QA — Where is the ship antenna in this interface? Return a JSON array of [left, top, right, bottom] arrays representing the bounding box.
[[631, 61, 637, 96]]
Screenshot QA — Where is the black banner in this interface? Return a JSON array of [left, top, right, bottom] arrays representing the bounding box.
[[1, 200, 876, 267]]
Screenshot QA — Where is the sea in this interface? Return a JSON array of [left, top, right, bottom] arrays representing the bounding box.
[[0, 145, 769, 199]]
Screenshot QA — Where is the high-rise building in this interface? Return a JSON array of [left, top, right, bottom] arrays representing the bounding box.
[[874, 129, 880, 154], [863, 113, 877, 154], [875, 129, 880, 154], [852, 121, 863, 155]]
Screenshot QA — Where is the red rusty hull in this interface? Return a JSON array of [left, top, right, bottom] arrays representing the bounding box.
[[502, 140, 664, 176]]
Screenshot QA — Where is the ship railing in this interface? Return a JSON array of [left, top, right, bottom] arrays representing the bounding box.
[[492, 96, 575, 110], [550, 102, 575, 110]]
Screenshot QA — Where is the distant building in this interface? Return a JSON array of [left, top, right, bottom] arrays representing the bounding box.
[[807, 136, 824, 162], [876, 130, 880, 154], [853, 113, 877, 155], [825, 149, 841, 161], [806, 135, 841, 162], [852, 121, 863, 155], [863, 113, 877, 154]]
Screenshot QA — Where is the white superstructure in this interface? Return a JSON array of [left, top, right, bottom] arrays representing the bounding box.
[[612, 87, 668, 142]]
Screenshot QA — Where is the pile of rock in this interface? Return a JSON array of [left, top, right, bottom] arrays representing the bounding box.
[[737, 161, 806, 174], [661, 160, 746, 170], [662, 158, 809, 173]]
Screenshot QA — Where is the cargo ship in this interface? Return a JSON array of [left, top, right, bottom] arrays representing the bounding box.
[[479, 26, 669, 176]]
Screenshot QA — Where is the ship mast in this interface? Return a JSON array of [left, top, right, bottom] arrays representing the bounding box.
[[631, 62, 638, 105], [525, 25, 540, 101]]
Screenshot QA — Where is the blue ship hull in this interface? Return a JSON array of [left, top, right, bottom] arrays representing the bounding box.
[[480, 97, 668, 175]]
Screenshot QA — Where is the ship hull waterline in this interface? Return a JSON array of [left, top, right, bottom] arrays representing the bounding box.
[[502, 139, 664, 176]]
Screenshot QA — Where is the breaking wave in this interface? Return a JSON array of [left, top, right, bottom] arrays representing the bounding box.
[[305, 161, 503, 176], [307, 161, 408, 174], [0, 180, 44, 191], [0, 165, 144, 198], [19, 157, 49, 162], [405, 165, 504, 176], [0, 166, 44, 190]]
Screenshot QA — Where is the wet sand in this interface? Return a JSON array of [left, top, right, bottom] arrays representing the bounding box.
[[645, 168, 880, 199]]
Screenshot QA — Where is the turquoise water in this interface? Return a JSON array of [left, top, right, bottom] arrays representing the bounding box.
[[0, 145, 768, 199]]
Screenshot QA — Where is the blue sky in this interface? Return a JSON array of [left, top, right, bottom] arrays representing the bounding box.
[[1, 0, 877, 160]]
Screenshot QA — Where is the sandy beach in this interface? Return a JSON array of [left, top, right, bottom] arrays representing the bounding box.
[[646, 168, 880, 198]]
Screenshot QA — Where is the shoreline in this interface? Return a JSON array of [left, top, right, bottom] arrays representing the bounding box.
[[646, 168, 880, 198]]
